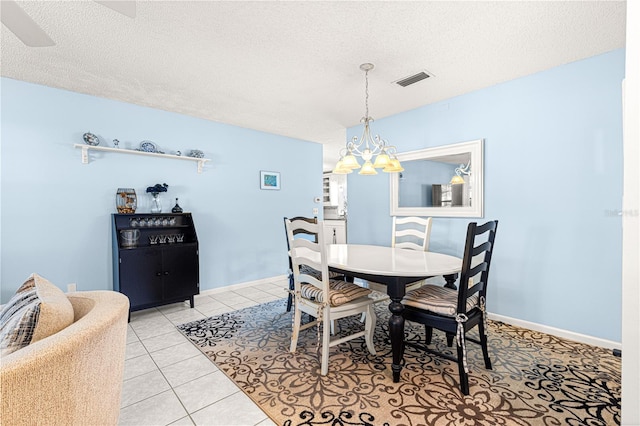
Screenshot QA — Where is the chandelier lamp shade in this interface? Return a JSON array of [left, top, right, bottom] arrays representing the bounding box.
[[450, 161, 471, 184], [333, 63, 404, 175]]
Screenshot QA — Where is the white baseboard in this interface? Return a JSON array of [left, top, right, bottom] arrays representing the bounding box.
[[200, 275, 288, 296], [488, 312, 622, 351]]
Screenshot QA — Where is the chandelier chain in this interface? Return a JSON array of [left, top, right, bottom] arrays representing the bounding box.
[[364, 69, 369, 119]]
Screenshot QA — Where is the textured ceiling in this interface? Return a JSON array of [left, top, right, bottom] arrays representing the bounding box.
[[0, 1, 627, 170]]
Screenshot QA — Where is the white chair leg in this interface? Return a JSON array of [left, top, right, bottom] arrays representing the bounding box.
[[320, 308, 331, 375], [290, 306, 301, 353], [364, 304, 376, 355]]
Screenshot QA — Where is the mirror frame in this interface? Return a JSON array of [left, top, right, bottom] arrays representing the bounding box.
[[390, 139, 484, 218]]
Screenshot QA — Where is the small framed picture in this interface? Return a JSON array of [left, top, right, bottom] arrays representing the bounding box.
[[260, 171, 281, 190]]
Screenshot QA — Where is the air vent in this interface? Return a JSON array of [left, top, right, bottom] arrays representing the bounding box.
[[394, 71, 432, 87]]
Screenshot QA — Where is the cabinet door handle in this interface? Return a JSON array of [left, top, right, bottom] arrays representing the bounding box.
[[164, 271, 170, 276], [156, 272, 162, 277]]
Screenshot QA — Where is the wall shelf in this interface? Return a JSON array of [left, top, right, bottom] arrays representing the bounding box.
[[74, 144, 211, 173]]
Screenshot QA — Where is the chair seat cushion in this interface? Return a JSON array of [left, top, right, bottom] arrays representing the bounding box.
[[300, 264, 343, 280], [300, 280, 371, 307], [402, 284, 478, 316]]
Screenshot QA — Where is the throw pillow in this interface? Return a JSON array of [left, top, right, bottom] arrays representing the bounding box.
[[0, 273, 74, 356]]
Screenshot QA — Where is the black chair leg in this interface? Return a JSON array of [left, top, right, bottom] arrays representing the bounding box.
[[286, 294, 293, 312], [424, 325, 433, 345], [478, 316, 492, 369], [446, 332, 455, 347], [286, 274, 294, 312], [456, 337, 469, 395]]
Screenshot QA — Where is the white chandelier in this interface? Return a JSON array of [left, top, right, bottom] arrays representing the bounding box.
[[333, 63, 404, 175]]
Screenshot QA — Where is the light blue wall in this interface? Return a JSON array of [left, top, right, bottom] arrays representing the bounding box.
[[347, 49, 625, 342], [0, 78, 322, 303]]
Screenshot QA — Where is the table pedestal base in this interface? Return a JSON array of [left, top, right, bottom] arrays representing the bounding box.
[[329, 261, 461, 384], [388, 298, 404, 382]]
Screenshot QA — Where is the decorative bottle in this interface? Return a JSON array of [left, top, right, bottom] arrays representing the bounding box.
[[172, 198, 183, 213]]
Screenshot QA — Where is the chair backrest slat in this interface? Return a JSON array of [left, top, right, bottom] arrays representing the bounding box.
[[467, 282, 483, 296], [298, 273, 323, 290], [284, 216, 318, 248], [392, 216, 432, 251], [475, 220, 497, 234], [468, 263, 488, 278], [457, 220, 498, 313], [472, 241, 492, 257]]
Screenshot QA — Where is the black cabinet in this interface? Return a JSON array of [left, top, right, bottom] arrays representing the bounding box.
[[112, 213, 200, 312]]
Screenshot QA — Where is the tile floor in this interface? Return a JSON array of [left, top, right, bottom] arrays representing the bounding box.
[[119, 278, 290, 426]]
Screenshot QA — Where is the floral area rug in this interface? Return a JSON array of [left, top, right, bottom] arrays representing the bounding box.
[[177, 300, 620, 426]]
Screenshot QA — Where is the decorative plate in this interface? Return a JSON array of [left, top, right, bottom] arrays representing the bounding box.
[[83, 132, 100, 146], [139, 140, 158, 153]]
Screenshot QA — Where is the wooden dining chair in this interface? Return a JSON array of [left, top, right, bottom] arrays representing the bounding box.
[[367, 216, 433, 294], [285, 218, 377, 376], [401, 220, 498, 395], [283, 216, 344, 312]]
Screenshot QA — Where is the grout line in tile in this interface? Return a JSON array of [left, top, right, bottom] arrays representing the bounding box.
[[120, 289, 272, 425]]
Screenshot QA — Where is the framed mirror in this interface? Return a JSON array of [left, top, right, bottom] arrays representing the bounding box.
[[390, 139, 484, 218]]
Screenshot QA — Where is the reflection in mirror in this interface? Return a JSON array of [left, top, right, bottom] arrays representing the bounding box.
[[399, 153, 471, 207], [390, 139, 483, 218]]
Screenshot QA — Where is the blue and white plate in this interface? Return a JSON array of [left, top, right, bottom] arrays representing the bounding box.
[[139, 140, 158, 153], [83, 132, 100, 146]]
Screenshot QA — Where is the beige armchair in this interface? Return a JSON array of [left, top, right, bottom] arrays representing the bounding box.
[[1, 290, 129, 426]]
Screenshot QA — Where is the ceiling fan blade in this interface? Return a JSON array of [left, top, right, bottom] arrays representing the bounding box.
[[95, 1, 136, 19], [0, 0, 55, 47]]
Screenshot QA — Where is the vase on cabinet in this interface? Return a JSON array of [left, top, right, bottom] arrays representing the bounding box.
[[150, 193, 162, 213], [116, 188, 137, 214]]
